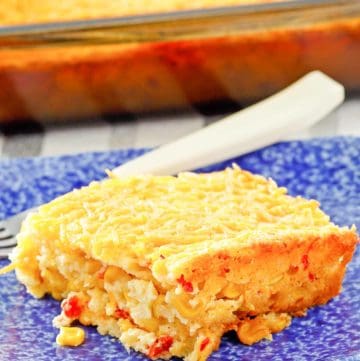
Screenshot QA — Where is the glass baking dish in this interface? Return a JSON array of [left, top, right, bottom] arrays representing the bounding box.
[[0, 0, 359, 123]]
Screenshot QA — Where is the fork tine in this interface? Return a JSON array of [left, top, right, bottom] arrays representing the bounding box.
[[0, 207, 38, 258], [0, 221, 14, 240], [0, 218, 16, 258], [0, 234, 14, 241], [0, 220, 15, 257], [0, 236, 17, 248]]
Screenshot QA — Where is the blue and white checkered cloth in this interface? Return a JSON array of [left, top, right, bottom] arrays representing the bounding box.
[[0, 95, 359, 158]]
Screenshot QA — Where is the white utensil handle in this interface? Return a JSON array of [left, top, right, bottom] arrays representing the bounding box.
[[112, 71, 344, 176]]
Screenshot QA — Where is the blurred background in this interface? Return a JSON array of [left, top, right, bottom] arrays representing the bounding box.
[[0, 0, 359, 158]]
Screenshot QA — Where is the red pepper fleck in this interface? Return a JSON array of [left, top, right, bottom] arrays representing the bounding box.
[[62, 295, 82, 319], [114, 308, 130, 320], [217, 253, 230, 260], [200, 337, 210, 351], [148, 335, 173, 358], [288, 265, 299, 274], [301, 255, 309, 270], [309, 272, 316, 281], [159, 254, 165, 259], [176, 274, 193, 293]]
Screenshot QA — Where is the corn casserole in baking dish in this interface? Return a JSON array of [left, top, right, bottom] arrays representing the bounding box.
[[3, 167, 358, 360], [0, 0, 291, 23], [0, 0, 359, 122]]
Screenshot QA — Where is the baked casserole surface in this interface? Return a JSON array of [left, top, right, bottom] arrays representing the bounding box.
[[0, 0, 282, 24], [0, 1, 359, 122]]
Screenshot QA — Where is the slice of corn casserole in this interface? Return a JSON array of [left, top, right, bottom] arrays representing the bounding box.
[[7, 167, 358, 360]]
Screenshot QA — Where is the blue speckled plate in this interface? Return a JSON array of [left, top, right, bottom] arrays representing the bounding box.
[[0, 137, 359, 361]]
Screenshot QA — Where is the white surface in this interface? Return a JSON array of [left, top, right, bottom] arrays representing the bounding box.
[[337, 99, 360, 136], [134, 112, 204, 148], [113, 72, 345, 176], [0, 80, 358, 159], [42, 120, 112, 155]]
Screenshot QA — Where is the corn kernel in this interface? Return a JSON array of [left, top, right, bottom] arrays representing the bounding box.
[[204, 277, 227, 295], [220, 283, 242, 299], [104, 266, 128, 284], [152, 261, 167, 277], [172, 293, 202, 319], [56, 326, 85, 347], [119, 319, 133, 332], [237, 313, 291, 345], [263, 312, 291, 333], [237, 321, 269, 345], [137, 317, 159, 332], [85, 259, 101, 274]]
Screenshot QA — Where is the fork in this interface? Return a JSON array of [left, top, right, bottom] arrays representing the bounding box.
[[0, 207, 37, 257], [0, 71, 344, 258]]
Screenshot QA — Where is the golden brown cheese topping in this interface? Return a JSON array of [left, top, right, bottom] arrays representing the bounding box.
[[0, 0, 285, 25], [18, 168, 336, 272]]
